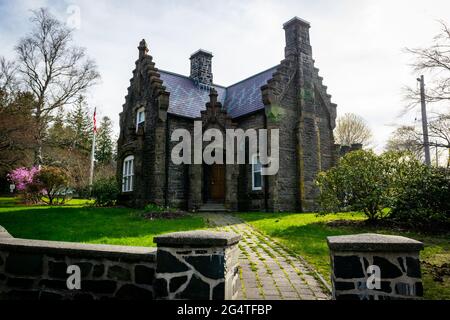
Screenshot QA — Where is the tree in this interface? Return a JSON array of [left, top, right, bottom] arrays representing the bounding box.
[[385, 125, 424, 159], [334, 113, 373, 147], [428, 113, 450, 167], [95, 116, 114, 165], [404, 21, 450, 107], [66, 96, 93, 152], [0, 57, 19, 105], [0, 57, 36, 174], [35, 166, 70, 205], [15, 8, 99, 165], [316, 150, 424, 221]]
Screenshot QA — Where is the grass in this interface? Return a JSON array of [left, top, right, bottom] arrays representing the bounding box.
[[236, 211, 450, 300], [0, 197, 206, 247]]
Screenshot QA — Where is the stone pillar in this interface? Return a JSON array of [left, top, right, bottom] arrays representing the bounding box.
[[327, 233, 424, 300], [188, 164, 202, 210], [153, 230, 241, 300]]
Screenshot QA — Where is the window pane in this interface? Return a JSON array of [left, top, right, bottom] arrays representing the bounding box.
[[122, 177, 127, 192], [130, 160, 134, 175], [254, 172, 262, 188]]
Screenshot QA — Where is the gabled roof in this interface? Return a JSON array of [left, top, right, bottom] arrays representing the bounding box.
[[159, 66, 277, 119], [224, 66, 277, 118]]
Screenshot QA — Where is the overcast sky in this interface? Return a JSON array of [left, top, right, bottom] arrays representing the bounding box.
[[1, 0, 449, 152]]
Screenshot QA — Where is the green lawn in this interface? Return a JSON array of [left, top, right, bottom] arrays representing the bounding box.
[[237, 212, 450, 300], [0, 197, 206, 247]]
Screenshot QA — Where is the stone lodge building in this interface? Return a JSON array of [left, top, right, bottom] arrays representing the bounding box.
[[117, 17, 339, 212]]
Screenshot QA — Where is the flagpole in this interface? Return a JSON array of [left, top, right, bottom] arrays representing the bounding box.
[[89, 108, 97, 190]]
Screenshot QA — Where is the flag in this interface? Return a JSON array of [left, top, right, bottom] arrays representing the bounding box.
[[93, 108, 97, 133]]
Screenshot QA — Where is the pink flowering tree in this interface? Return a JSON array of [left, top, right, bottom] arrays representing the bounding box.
[[7, 167, 42, 203], [7, 166, 71, 205]]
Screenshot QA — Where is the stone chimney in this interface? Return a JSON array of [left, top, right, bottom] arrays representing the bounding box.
[[190, 49, 213, 85], [283, 16, 312, 58]]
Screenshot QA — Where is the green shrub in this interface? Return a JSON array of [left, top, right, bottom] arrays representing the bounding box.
[[36, 166, 70, 205], [144, 203, 166, 212], [389, 167, 450, 231], [316, 150, 424, 221], [91, 178, 119, 207], [316, 150, 392, 221]]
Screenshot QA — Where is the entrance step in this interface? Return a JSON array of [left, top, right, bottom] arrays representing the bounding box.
[[197, 203, 229, 213]]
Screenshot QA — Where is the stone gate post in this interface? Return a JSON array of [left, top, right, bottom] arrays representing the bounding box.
[[327, 233, 424, 300], [153, 230, 241, 300]]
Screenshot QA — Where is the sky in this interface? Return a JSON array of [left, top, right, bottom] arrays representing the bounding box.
[[1, 0, 449, 152]]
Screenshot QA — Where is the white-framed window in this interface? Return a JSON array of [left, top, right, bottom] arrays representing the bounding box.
[[136, 107, 145, 127], [122, 155, 134, 192], [252, 154, 263, 191]]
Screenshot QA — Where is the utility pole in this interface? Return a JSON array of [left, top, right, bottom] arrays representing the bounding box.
[[89, 107, 97, 189], [417, 75, 431, 166], [435, 141, 439, 167]]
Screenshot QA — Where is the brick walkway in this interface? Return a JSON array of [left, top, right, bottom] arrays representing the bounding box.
[[202, 213, 330, 300]]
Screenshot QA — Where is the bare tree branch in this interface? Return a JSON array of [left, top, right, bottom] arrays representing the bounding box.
[[15, 8, 100, 165], [334, 113, 373, 147], [403, 20, 450, 115]]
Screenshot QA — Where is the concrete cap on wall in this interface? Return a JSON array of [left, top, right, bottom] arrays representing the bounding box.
[[327, 233, 424, 252], [0, 225, 12, 239], [283, 16, 311, 29], [154, 230, 241, 247]]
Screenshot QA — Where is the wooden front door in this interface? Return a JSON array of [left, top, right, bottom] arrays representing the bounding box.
[[210, 164, 225, 201]]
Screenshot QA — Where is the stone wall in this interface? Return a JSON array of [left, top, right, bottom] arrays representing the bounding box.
[[0, 227, 241, 300], [235, 112, 266, 211], [117, 39, 169, 207], [261, 17, 337, 212], [327, 233, 424, 300], [0, 230, 156, 300], [154, 231, 241, 300], [167, 115, 192, 209]]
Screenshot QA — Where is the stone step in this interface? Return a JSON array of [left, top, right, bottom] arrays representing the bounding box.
[[197, 203, 229, 213]]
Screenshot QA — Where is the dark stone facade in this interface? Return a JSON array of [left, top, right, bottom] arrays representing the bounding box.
[[0, 231, 156, 300], [0, 227, 242, 301], [117, 17, 338, 212]]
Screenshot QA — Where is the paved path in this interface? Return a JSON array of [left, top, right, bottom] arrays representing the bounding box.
[[202, 213, 330, 300]]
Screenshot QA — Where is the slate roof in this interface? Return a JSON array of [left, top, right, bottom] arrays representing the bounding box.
[[159, 66, 277, 119]]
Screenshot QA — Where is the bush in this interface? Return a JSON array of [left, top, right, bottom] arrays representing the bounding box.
[[144, 203, 166, 212], [316, 150, 423, 221], [7, 166, 41, 203], [389, 167, 450, 231], [36, 166, 70, 205], [316, 150, 393, 221], [91, 177, 119, 207]]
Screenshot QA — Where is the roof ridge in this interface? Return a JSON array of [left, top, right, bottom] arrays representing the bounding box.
[[158, 69, 227, 88], [226, 65, 279, 89]]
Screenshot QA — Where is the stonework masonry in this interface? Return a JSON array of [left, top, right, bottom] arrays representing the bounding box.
[[190, 50, 213, 86], [327, 233, 424, 300], [0, 227, 242, 300], [0, 229, 156, 300], [154, 230, 241, 300], [117, 17, 338, 212]]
